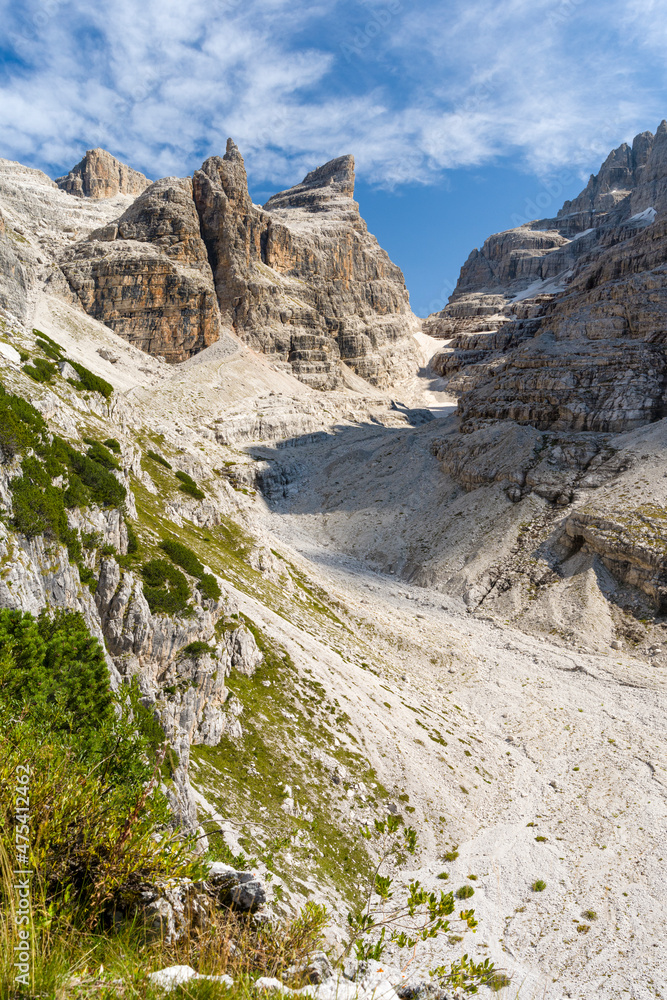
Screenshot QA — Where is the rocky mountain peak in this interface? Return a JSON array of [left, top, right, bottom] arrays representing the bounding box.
[[55, 147, 150, 200], [197, 139, 253, 211], [263, 154, 356, 212]]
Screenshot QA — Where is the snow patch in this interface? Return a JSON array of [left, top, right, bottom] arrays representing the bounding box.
[[569, 227, 595, 241], [511, 276, 567, 302], [628, 207, 657, 226]]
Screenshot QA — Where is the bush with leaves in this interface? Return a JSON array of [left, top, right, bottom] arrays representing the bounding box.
[[0, 611, 201, 936], [175, 470, 205, 500], [0, 384, 46, 458], [141, 558, 191, 615], [159, 539, 221, 602], [23, 357, 57, 383], [66, 361, 114, 399], [147, 448, 172, 469], [345, 814, 505, 995], [160, 538, 205, 577], [0, 608, 112, 726]]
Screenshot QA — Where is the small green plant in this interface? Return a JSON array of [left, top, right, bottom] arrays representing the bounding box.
[[343, 817, 495, 993], [576, 924, 590, 934], [432, 955, 510, 995], [199, 572, 222, 601], [436, 872, 450, 880], [535, 836, 548, 842], [159, 539, 221, 602], [141, 559, 190, 615], [161, 538, 205, 577], [36, 337, 63, 360], [456, 885, 475, 900], [442, 848, 459, 862], [67, 361, 113, 399], [582, 909, 598, 921], [181, 641, 216, 658], [23, 357, 57, 383], [86, 440, 120, 471], [125, 520, 140, 556], [176, 469, 206, 500], [532, 880, 546, 892], [146, 449, 172, 469]]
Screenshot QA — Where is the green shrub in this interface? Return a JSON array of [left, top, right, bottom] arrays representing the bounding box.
[[0, 608, 112, 727], [67, 361, 113, 399], [36, 338, 63, 361], [86, 441, 120, 471], [23, 357, 57, 383], [0, 615, 200, 937], [103, 437, 121, 454], [436, 872, 450, 880], [54, 438, 126, 509], [160, 538, 205, 577], [63, 472, 90, 509], [141, 559, 190, 615], [456, 884, 474, 900], [146, 449, 171, 469], [442, 848, 459, 862], [175, 470, 205, 500], [181, 640, 216, 658], [0, 385, 46, 458], [199, 572, 221, 601], [10, 457, 67, 539], [125, 520, 140, 555], [532, 880, 546, 892]]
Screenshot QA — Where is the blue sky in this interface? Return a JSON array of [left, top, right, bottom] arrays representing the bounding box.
[[1, 0, 666, 314]]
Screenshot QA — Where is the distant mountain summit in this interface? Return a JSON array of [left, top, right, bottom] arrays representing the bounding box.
[[55, 138, 418, 386], [56, 147, 150, 200]]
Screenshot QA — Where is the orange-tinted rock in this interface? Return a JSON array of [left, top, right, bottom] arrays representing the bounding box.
[[59, 177, 220, 362], [193, 140, 417, 389], [56, 148, 150, 200]]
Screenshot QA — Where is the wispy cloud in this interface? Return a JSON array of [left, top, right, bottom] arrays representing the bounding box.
[[0, 0, 665, 189]]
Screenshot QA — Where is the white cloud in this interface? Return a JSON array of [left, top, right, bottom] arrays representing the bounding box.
[[0, 0, 665, 190]]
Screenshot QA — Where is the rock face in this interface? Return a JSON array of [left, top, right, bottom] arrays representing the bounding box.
[[427, 121, 667, 401], [0, 206, 31, 321], [428, 120, 667, 611], [57, 139, 417, 386], [56, 148, 150, 200], [428, 120, 667, 435], [193, 140, 417, 388], [59, 177, 222, 362]]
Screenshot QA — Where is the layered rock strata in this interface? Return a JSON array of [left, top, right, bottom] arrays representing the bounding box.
[[56, 148, 150, 200], [427, 121, 667, 396], [58, 140, 417, 387], [193, 141, 418, 388], [430, 120, 667, 611], [59, 177, 222, 362]]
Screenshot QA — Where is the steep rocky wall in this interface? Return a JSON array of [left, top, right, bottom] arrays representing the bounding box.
[[56, 140, 417, 388], [193, 140, 417, 388], [59, 178, 222, 362], [56, 148, 150, 200]]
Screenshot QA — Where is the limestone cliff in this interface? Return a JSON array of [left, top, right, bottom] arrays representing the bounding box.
[[59, 177, 221, 362], [428, 119, 667, 612], [56, 148, 150, 200], [428, 119, 667, 434], [57, 139, 418, 387]]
